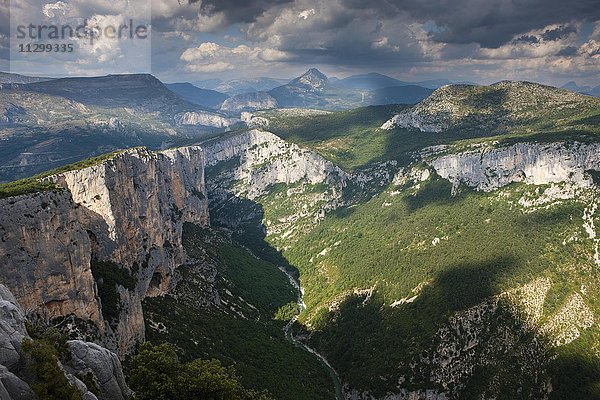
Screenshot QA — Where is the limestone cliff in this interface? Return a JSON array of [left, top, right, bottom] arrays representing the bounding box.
[[202, 129, 349, 245], [203, 129, 347, 199], [175, 111, 239, 128], [426, 142, 600, 192], [0, 191, 103, 328], [0, 146, 209, 355]]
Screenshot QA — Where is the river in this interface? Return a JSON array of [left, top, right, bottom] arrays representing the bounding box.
[[279, 267, 344, 400]]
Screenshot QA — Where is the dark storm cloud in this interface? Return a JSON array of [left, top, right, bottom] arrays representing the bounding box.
[[541, 25, 577, 41], [345, 0, 598, 48], [515, 35, 540, 44], [555, 46, 578, 56], [0, 0, 8, 37], [188, 0, 293, 23], [179, 0, 597, 48]]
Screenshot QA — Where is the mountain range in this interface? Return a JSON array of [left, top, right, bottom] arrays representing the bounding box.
[[562, 81, 600, 97], [0, 74, 239, 182]]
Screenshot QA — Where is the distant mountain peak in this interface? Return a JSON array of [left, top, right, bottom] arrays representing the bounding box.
[[304, 67, 327, 77], [561, 81, 593, 94], [292, 68, 328, 89]]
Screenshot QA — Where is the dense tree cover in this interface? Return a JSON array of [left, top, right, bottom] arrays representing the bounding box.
[[275, 177, 596, 394], [128, 342, 272, 400], [90, 260, 137, 325], [142, 225, 335, 400]]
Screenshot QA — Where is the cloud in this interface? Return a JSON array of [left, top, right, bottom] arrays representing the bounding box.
[[168, 0, 599, 48], [339, 0, 600, 48], [243, 0, 432, 67], [0, 0, 9, 36], [5, 0, 151, 76], [185, 61, 233, 72], [480, 23, 580, 59], [193, 0, 293, 25], [1, 0, 598, 86], [180, 41, 294, 74], [258, 48, 293, 61]]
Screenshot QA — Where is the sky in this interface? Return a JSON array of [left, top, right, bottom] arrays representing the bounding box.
[[0, 0, 599, 86]]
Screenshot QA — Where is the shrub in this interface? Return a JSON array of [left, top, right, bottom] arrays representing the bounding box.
[[128, 342, 273, 400], [22, 338, 81, 400]]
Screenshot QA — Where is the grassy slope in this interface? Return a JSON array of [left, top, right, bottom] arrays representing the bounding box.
[[262, 105, 408, 170]]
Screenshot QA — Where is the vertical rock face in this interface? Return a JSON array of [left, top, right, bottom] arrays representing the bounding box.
[[0, 146, 209, 355], [428, 142, 600, 191], [0, 191, 103, 328], [0, 285, 30, 371], [0, 285, 37, 400], [202, 129, 349, 243], [54, 147, 209, 293]]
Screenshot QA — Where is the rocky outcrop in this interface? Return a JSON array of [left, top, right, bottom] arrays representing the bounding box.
[[0, 284, 36, 400], [427, 142, 600, 192], [0, 104, 26, 124], [66, 340, 133, 400], [220, 92, 278, 112], [381, 84, 473, 132], [0, 286, 29, 372], [175, 111, 239, 128], [0, 364, 36, 400], [241, 112, 270, 130], [0, 283, 131, 400], [0, 146, 210, 355]]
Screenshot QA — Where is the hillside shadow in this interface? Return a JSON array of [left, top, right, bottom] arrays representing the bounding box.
[[207, 193, 300, 279], [402, 176, 464, 212], [549, 352, 600, 400], [308, 253, 600, 398]]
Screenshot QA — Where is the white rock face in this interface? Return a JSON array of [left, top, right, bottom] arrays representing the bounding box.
[[203, 129, 347, 199], [220, 92, 278, 112], [381, 85, 462, 132], [175, 111, 239, 128], [381, 111, 447, 132], [241, 112, 270, 130], [428, 142, 600, 191], [0, 146, 210, 355]]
